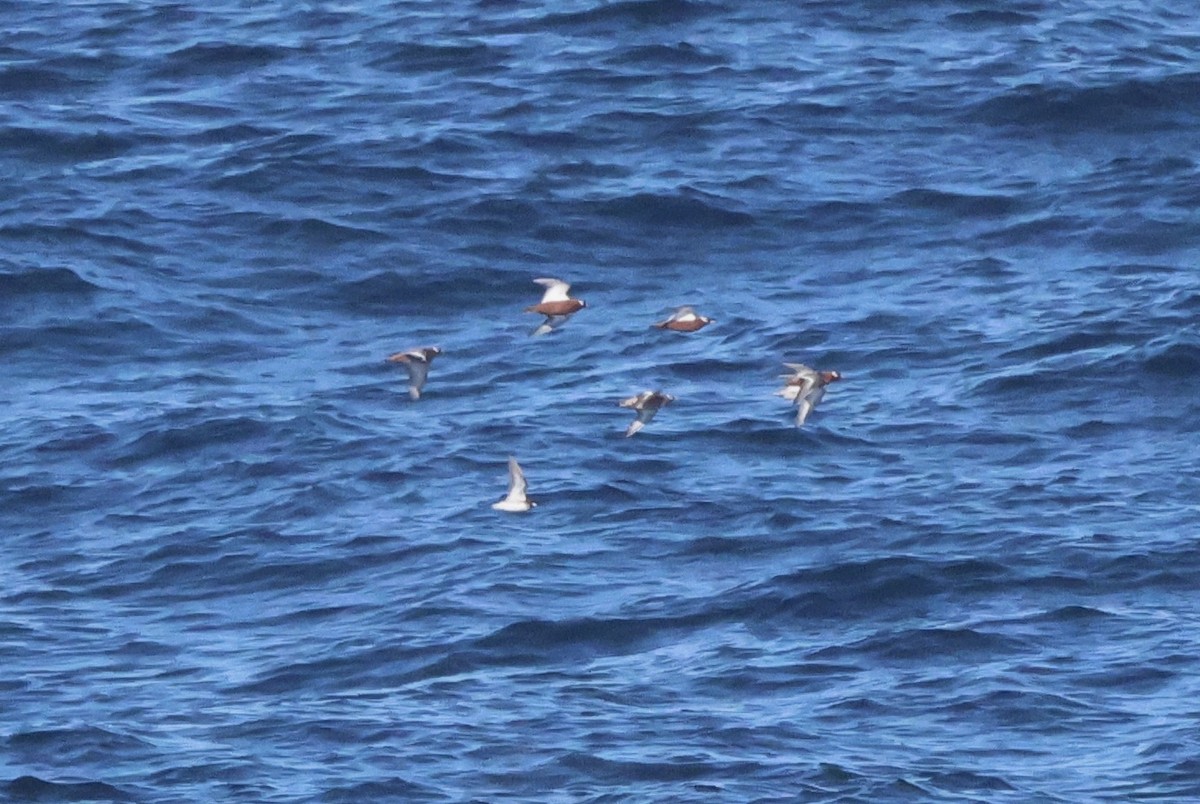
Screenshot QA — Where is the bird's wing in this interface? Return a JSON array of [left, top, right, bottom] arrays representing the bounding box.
[[672, 306, 696, 319], [788, 374, 817, 398], [531, 315, 569, 337], [389, 348, 435, 363], [533, 277, 571, 303], [795, 386, 826, 425], [405, 360, 430, 388], [505, 457, 528, 502], [795, 396, 814, 425]]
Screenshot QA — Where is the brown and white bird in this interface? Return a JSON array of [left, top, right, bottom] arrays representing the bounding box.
[[525, 277, 586, 336], [492, 456, 536, 512], [652, 305, 713, 332], [618, 390, 676, 437], [386, 346, 442, 400], [777, 363, 841, 426]]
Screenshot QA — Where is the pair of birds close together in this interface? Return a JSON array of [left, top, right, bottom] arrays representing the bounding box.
[[615, 363, 845, 436], [524, 278, 713, 436], [386, 277, 841, 512], [520, 277, 715, 336]]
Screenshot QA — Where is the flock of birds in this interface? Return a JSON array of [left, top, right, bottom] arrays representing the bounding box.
[[387, 278, 842, 513]]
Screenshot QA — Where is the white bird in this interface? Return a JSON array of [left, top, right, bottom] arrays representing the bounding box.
[[525, 278, 586, 336], [778, 363, 841, 426], [386, 347, 442, 400], [492, 456, 536, 512], [618, 390, 676, 437]]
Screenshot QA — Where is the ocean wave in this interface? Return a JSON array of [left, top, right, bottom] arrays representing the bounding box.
[[602, 42, 728, 69], [591, 191, 755, 227], [8, 726, 150, 764], [369, 41, 507, 74], [0, 222, 159, 255], [970, 72, 1200, 133], [0, 65, 74, 96], [890, 187, 1024, 218], [537, 0, 720, 30], [1142, 339, 1200, 376], [152, 42, 290, 78], [4, 0, 1199, 799], [846, 626, 1029, 662], [3, 775, 133, 803], [107, 414, 275, 468], [260, 215, 388, 245], [319, 777, 444, 802], [945, 9, 1036, 28], [0, 126, 134, 164], [0, 266, 101, 295]]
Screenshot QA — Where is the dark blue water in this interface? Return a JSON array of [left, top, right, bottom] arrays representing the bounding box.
[[4, 0, 1200, 800]]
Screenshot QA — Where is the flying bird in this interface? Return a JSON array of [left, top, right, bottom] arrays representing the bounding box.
[[652, 305, 713, 332], [492, 456, 536, 512], [777, 363, 841, 426], [525, 277, 586, 336], [618, 390, 676, 437], [386, 346, 442, 400]]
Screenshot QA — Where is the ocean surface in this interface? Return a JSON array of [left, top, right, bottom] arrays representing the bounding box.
[[3, 0, 1199, 800]]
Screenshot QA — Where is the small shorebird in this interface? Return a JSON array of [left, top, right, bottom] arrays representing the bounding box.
[[652, 305, 713, 332], [619, 390, 676, 437], [777, 363, 841, 426], [525, 277, 586, 336], [386, 346, 442, 400], [492, 456, 536, 512]]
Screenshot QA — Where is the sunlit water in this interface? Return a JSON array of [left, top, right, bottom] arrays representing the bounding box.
[[3, 1, 1199, 800]]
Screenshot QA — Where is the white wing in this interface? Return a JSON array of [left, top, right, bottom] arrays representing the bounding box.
[[787, 374, 816, 398], [619, 392, 649, 409], [532, 315, 571, 337], [503, 457, 528, 503], [636, 407, 660, 426], [795, 396, 815, 425], [794, 386, 826, 426], [533, 277, 571, 303], [404, 360, 429, 387], [388, 350, 433, 399]]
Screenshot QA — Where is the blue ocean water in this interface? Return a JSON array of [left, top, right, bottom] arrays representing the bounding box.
[[3, 0, 1200, 800]]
